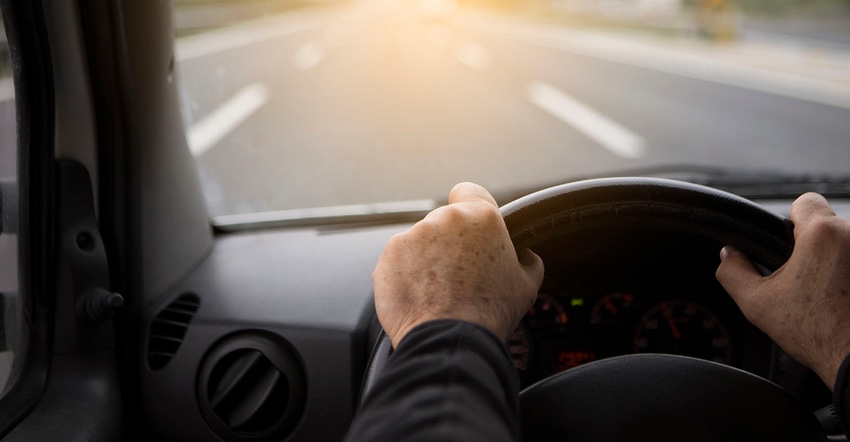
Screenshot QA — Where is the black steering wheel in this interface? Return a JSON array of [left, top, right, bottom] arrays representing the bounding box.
[[362, 177, 825, 441]]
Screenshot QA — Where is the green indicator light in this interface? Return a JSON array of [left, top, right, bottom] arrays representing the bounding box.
[[570, 298, 584, 307]]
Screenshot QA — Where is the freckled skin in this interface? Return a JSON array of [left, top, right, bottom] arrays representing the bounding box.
[[717, 192, 850, 390], [373, 183, 544, 348]]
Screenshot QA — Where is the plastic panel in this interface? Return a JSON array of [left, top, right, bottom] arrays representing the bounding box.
[[140, 222, 407, 441]]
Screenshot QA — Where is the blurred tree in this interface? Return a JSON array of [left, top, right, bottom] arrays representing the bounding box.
[[695, 0, 738, 41]]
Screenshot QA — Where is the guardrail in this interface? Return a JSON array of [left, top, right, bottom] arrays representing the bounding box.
[[0, 2, 323, 74], [173, 0, 331, 33]]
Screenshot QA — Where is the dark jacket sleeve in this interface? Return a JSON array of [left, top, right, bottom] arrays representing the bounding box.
[[834, 352, 850, 433], [344, 319, 521, 442]]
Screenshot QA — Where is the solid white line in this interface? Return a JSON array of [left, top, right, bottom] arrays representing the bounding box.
[[0, 78, 14, 103], [454, 40, 491, 71], [187, 82, 270, 156], [468, 18, 850, 110], [176, 20, 323, 62], [526, 81, 645, 159], [294, 41, 326, 71]]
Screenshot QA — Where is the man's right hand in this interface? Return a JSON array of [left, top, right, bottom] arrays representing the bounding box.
[[372, 182, 544, 349], [716, 192, 850, 390]]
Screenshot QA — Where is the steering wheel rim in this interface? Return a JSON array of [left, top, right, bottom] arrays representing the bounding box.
[[501, 177, 793, 271], [361, 177, 822, 441]]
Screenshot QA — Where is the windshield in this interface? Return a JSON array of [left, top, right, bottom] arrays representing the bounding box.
[[173, 0, 850, 219]]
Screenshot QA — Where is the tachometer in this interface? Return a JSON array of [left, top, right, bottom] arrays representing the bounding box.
[[589, 292, 638, 326], [526, 293, 568, 335], [633, 301, 732, 364]]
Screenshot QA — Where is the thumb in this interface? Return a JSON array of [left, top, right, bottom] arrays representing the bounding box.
[[716, 246, 763, 308]]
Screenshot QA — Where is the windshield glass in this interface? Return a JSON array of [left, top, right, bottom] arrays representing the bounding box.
[[173, 0, 850, 219], [0, 8, 25, 399]]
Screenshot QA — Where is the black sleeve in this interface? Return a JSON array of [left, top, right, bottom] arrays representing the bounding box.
[[833, 352, 850, 432], [344, 319, 521, 442]]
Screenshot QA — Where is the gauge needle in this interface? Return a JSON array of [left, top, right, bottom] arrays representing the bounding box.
[[661, 303, 681, 340], [604, 298, 618, 315]]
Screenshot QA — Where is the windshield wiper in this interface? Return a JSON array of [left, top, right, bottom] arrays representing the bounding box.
[[695, 173, 850, 200], [494, 164, 850, 204]]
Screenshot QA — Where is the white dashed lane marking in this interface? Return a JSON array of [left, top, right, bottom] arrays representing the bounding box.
[[526, 81, 645, 159], [294, 41, 326, 71], [188, 82, 271, 157], [454, 40, 491, 71], [176, 20, 324, 62]]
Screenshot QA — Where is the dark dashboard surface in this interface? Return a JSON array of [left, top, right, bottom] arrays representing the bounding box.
[[137, 199, 841, 441]]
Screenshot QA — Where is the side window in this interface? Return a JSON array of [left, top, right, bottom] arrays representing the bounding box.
[[0, 9, 24, 399]]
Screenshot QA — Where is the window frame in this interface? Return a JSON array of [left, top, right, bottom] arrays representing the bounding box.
[[0, 0, 55, 436]]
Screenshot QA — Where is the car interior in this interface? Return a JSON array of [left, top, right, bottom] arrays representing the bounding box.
[[0, 0, 849, 440]]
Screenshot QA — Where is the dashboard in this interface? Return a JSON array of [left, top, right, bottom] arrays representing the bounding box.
[[135, 198, 850, 441]]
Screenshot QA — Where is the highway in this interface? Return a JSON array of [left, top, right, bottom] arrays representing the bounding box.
[[176, 1, 850, 217], [4, 1, 850, 216]]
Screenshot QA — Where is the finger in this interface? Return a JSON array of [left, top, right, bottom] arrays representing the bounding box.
[[448, 182, 498, 207], [791, 192, 835, 227], [518, 249, 545, 288], [716, 246, 763, 307]]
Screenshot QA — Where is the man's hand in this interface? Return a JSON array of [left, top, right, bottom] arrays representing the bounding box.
[[717, 192, 850, 390], [373, 182, 544, 348]]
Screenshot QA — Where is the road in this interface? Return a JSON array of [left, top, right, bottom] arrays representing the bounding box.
[[177, 0, 850, 217], [4, 1, 850, 217]]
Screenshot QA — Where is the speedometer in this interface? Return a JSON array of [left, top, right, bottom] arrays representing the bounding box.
[[589, 292, 641, 358], [633, 301, 732, 364]]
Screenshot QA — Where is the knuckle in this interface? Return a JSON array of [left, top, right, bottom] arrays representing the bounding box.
[[807, 217, 841, 241], [477, 204, 504, 227], [384, 232, 410, 254], [442, 205, 466, 222], [792, 192, 826, 213], [426, 204, 462, 225], [794, 192, 822, 207]]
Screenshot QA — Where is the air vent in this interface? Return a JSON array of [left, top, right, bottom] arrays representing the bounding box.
[[147, 293, 200, 370], [198, 332, 306, 442]]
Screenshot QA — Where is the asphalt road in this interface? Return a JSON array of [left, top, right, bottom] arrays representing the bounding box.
[[3, 1, 850, 217], [177, 1, 850, 217]]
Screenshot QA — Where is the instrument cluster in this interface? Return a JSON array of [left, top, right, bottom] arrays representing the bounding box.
[[509, 288, 740, 388]]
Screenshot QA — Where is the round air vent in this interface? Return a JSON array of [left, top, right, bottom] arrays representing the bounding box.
[[197, 331, 306, 441]]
